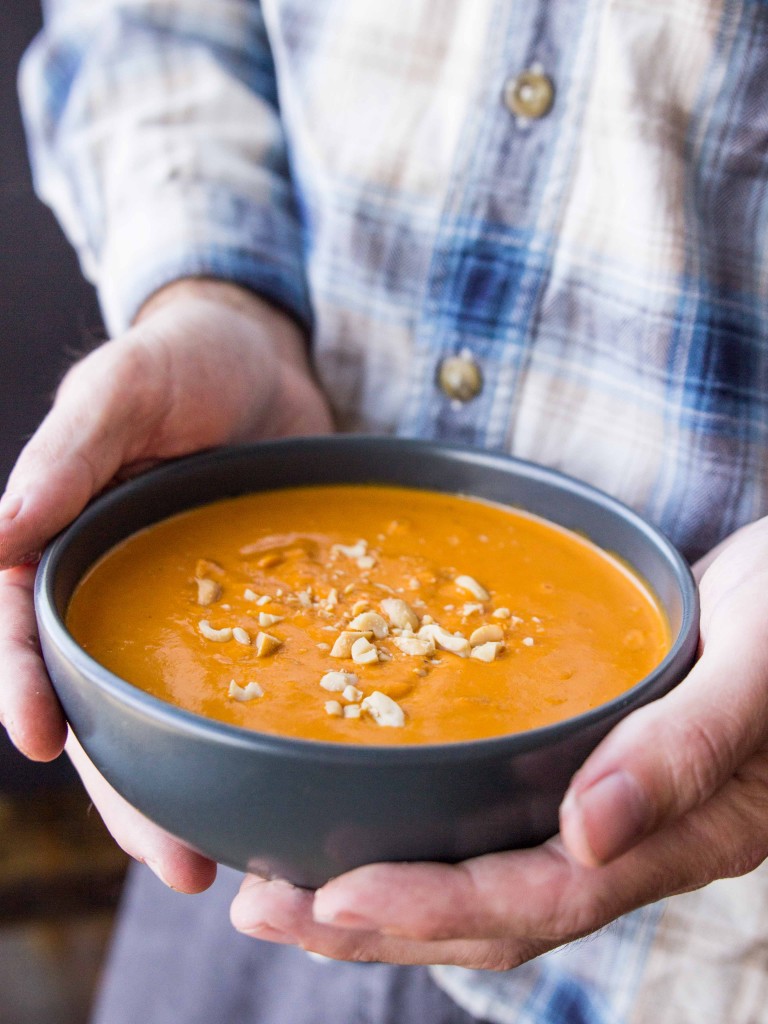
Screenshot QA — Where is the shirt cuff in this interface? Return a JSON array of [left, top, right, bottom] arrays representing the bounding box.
[[97, 181, 311, 336]]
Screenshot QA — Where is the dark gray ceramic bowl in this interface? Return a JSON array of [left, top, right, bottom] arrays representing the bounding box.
[[35, 437, 699, 888]]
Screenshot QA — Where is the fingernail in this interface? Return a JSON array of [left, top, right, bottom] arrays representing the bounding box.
[[235, 922, 295, 944], [313, 905, 376, 930], [0, 493, 22, 522], [144, 858, 175, 890], [561, 770, 651, 865]]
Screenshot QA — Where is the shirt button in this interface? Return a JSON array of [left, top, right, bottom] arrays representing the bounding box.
[[503, 69, 555, 119], [437, 354, 483, 403]]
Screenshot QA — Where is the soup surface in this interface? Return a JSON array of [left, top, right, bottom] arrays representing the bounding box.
[[67, 484, 671, 745]]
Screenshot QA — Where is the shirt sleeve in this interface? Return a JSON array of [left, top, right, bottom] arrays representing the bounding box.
[[19, 0, 310, 336]]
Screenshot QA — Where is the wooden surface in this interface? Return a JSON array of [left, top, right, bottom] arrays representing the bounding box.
[[0, 784, 129, 1024], [0, 785, 128, 925]]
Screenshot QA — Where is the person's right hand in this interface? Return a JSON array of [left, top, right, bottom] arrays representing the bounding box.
[[0, 279, 332, 891]]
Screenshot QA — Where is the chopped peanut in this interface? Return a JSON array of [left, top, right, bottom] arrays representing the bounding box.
[[380, 598, 420, 631], [320, 670, 359, 693], [258, 612, 284, 627], [196, 578, 222, 606], [455, 574, 490, 601], [393, 636, 435, 657], [351, 636, 379, 665], [349, 611, 389, 638], [198, 620, 232, 642], [195, 558, 222, 579], [361, 691, 405, 727], [469, 624, 504, 646], [228, 680, 263, 701], [255, 632, 282, 657], [470, 641, 503, 663], [418, 623, 470, 657], [331, 540, 368, 560], [330, 630, 371, 658]]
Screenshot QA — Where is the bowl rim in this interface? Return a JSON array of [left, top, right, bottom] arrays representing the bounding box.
[[35, 435, 700, 766]]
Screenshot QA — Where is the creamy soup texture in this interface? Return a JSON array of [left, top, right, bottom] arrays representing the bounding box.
[[66, 484, 671, 745]]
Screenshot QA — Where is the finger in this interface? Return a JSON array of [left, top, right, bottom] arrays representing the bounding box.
[[306, 753, 768, 949], [230, 875, 546, 969], [0, 340, 166, 568], [0, 565, 67, 760], [67, 732, 217, 895], [559, 614, 768, 867]]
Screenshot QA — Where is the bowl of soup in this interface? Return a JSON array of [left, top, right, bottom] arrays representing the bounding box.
[[35, 436, 698, 887]]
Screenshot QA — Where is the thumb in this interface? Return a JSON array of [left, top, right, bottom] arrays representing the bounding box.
[[0, 338, 166, 568], [559, 637, 767, 866]]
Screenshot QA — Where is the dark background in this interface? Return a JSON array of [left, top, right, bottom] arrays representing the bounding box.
[[1, 0, 103, 791]]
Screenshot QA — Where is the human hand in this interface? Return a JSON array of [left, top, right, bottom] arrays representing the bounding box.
[[0, 279, 332, 892], [230, 517, 768, 967]]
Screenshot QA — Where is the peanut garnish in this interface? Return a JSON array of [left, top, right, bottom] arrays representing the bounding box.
[[349, 611, 389, 639], [393, 636, 435, 657], [522, 636, 535, 647], [228, 680, 264, 701], [469, 624, 504, 646], [195, 558, 222, 578], [455, 574, 490, 601], [357, 555, 376, 570], [196, 578, 222, 606], [258, 612, 284, 627], [492, 607, 511, 619], [470, 641, 503, 663], [233, 627, 252, 646], [255, 632, 282, 657], [351, 636, 379, 664], [343, 704, 362, 719], [320, 670, 359, 693], [244, 588, 259, 602], [331, 540, 368, 560], [379, 598, 420, 631], [361, 691, 405, 727], [417, 624, 470, 657], [324, 700, 343, 717], [198, 620, 233, 642], [343, 684, 364, 703], [330, 630, 371, 658]]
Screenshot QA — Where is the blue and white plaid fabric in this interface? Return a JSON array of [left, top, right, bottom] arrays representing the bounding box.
[[19, 2, 768, 1021]]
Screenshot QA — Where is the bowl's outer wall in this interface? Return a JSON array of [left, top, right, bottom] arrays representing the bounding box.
[[36, 438, 699, 887]]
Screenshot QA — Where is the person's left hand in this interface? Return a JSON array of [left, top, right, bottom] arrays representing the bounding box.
[[229, 517, 768, 968]]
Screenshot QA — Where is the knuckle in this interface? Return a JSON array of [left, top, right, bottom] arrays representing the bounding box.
[[667, 716, 739, 808], [468, 940, 549, 972]]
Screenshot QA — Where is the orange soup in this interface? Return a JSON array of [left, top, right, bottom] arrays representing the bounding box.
[[66, 484, 671, 745]]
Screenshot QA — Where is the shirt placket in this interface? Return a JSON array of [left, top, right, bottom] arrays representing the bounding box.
[[397, 0, 598, 452]]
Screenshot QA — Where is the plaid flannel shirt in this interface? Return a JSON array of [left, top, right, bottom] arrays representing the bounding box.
[[20, 2, 768, 1021]]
